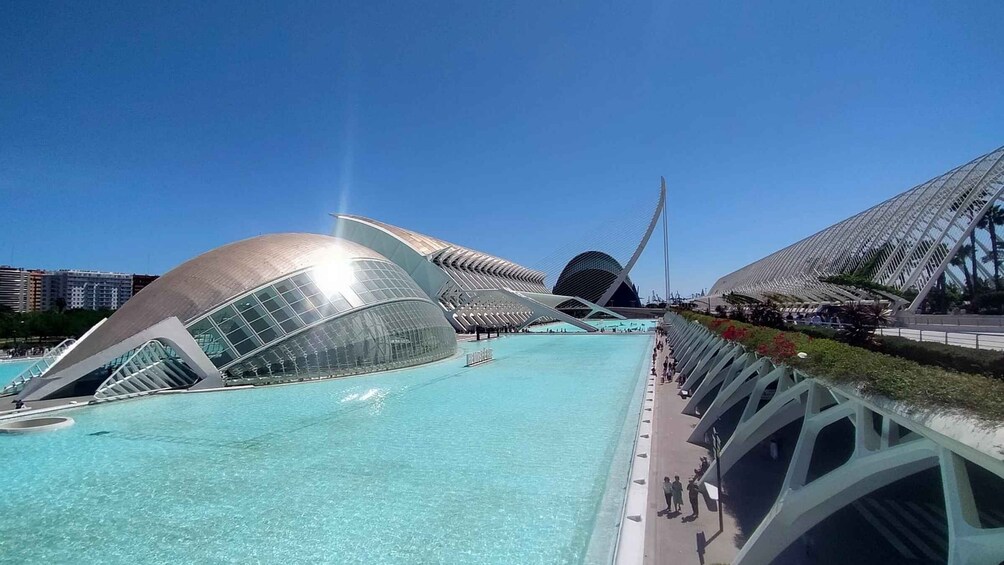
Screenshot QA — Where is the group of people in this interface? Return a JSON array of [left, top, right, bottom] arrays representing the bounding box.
[[652, 333, 677, 385], [654, 325, 707, 520], [0, 346, 45, 360], [662, 475, 702, 517]]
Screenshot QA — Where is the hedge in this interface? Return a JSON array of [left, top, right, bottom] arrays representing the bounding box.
[[782, 323, 1004, 380], [680, 312, 1004, 423], [874, 336, 1004, 381]]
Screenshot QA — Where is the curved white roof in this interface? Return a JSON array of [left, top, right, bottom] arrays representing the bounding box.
[[335, 214, 547, 284], [708, 146, 1004, 308]]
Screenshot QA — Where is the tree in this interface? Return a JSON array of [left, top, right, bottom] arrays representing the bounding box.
[[749, 300, 785, 329], [979, 204, 1004, 289], [950, 244, 975, 300], [836, 303, 890, 346], [949, 193, 986, 298]]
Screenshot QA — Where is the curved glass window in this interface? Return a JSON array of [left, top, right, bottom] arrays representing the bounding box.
[[185, 258, 437, 370], [224, 300, 456, 385]]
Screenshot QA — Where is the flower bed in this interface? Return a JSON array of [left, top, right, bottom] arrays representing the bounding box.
[[680, 312, 1004, 423]]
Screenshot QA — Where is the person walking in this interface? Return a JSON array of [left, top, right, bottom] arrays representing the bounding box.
[[662, 477, 674, 515], [687, 479, 701, 517], [671, 476, 684, 512]]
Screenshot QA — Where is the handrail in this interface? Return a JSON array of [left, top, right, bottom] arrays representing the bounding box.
[[465, 348, 493, 367], [1, 339, 77, 395]]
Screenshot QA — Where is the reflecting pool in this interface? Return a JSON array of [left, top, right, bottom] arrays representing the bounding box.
[[0, 359, 33, 390], [0, 333, 650, 564]]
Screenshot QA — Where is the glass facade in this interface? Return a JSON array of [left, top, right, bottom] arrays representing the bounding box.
[[183, 258, 455, 385], [224, 300, 455, 385]]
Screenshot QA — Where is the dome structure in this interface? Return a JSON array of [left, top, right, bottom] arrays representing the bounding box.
[[552, 251, 642, 308], [23, 233, 456, 401]]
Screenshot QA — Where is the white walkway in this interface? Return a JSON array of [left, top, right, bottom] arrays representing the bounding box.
[[877, 327, 1004, 351]]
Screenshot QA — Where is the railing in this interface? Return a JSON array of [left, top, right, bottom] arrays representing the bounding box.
[[790, 320, 1004, 351], [897, 313, 1004, 328], [1, 339, 77, 395], [465, 348, 493, 367], [876, 327, 1004, 351]]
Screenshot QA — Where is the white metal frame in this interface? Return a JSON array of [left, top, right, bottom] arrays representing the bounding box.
[[705, 147, 1004, 313]]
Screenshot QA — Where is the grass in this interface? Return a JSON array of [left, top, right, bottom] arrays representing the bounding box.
[[679, 312, 1004, 423]]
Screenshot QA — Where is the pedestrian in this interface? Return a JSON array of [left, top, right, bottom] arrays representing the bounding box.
[[662, 477, 673, 514], [672, 476, 684, 512], [687, 479, 701, 517]]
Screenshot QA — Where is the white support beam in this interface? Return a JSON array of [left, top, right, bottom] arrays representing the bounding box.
[[735, 436, 940, 565]]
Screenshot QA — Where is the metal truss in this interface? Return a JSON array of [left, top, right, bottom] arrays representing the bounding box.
[[707, 147, 1004, 312], [665, 313, 1004, 564], [94, 339, 200, 401]]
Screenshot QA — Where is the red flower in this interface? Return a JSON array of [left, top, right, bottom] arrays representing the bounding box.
[[722, 325, 749, 342]]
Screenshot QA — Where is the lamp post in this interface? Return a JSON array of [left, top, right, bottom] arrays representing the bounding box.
[[712, 427, 723, 533], [695, 297, 712, 315]]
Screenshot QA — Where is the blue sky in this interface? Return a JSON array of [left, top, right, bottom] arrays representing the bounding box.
[[3, 1, 1003, 299]]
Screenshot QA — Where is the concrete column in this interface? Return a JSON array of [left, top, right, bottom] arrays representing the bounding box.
[[683, 344, 743, 415], [940, 448, 1004, 564], [688, 356, 772, 444]]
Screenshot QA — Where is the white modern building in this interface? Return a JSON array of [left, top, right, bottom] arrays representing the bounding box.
[[20, 233, 459, 402], [16, 180, 667, 402], [0, 267, 148, 312], [41, 270, 134, 311], [332, 215, 625, 332], [704, 145, 1004, 314]]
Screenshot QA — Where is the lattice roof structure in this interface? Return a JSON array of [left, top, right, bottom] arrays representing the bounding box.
[[708, 146, 1004, 312]]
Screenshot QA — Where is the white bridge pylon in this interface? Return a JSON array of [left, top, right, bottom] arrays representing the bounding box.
[[664, 313, 1004, 565]]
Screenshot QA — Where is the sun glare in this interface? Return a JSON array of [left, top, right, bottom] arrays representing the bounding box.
[[312, 259, 356, 299]]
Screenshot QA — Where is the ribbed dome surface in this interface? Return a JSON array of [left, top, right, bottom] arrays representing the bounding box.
[[57, 233, 385, 368]]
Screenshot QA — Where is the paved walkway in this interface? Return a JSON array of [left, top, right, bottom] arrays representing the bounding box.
[[0, 394, 94, 420], [643, 339, 742, 565], [876, 326, 1004, 350]]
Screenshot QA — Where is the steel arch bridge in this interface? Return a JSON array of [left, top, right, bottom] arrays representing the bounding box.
[[708, 146, 1004, 313]]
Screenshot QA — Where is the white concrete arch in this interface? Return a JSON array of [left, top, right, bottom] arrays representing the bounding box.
[[664, 312, 1004, 565]]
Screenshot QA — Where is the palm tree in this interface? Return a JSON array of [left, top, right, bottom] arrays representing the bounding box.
[[969, 229, 980, 294], [950, 193, 985, 297], [979, 204, 1004, 289], [950, 245, 975, 299], [836, 303, 890, 346]]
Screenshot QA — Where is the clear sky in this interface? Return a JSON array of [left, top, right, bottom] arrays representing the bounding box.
[[3, 1, 1003, 299]]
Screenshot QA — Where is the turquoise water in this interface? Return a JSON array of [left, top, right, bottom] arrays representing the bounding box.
[[0, 334, 650, 564], [0, 359, 33, 389], [529, 319, 657, 333]]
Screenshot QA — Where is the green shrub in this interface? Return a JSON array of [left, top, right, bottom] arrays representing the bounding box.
[[681, 312, 1004, 422], [873, 336, 1004, 380], [973, 291, 1004, 315], [785, 324, 838, 340], [787, 321, 1004, 380]]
